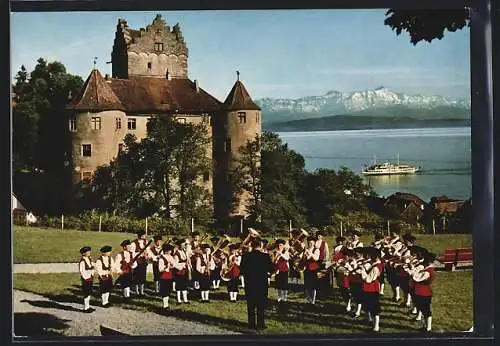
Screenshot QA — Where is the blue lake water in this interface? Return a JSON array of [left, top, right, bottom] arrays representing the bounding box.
[[278, 127, 471, 202]]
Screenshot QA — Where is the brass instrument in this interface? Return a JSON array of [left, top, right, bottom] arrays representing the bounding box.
[[240, 228, 261, 249], [267, 238, 278, 252]]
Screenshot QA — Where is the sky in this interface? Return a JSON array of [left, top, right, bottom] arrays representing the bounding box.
[[10, 10, 470, 101]]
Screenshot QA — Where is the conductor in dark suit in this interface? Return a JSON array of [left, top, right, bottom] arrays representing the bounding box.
[[239, 238, 274, 330]]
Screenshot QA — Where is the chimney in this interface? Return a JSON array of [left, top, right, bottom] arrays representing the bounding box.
[[194, 79, 199, 93]]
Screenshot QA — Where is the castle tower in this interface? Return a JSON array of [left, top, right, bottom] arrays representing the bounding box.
[[111, 14, 189, 79], [66, 69, 127, 184], [214, 73, 262, 219]]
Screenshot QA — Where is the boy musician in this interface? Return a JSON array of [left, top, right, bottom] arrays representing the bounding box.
[[226, 244, 241, 301], [349, 247, 365, 319], [303, 236, 320, 305], [79, 246, 95, 313], [95, 245, 114, 307], [115, 239, 135, 299], [158, 243, 176, 311], [147, 235, 163, 293], [349, 231, 364, 249], [332, 236, 346, 289], [360, 247, 384, 332], [173, 239, 190, 304], [412, 251, 436, 332], [196, 244, 215, 303], [131, 230, 149, 296], [274, 239, 290, 303]]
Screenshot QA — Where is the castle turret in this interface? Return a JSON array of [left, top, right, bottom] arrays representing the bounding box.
[[111, 14, 189, 79], [66, 69, 127, 184], [214, 73, 262, 218]]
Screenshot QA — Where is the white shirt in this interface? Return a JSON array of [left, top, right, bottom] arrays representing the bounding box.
[[196, 253, 214, 274], [412, 265, 432, 282], [147, 245, 163, 262], [115, 250, 137, 272], [95, 255, 114, 277], [361, 260, 381, 283], [79, 257, 94, 280], [158, 254, 175, 272]]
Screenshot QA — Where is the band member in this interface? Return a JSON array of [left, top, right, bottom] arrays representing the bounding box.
[[337, 248, 354, 312], [79, 246, 95, 313], [360, 247, 383, 332], [332, 236, 346, 289], [303, 236, 320, 305], [211, 246, 222, 290], [95, 245, 114, 307], [373, 234, 386, 295], [239, 238, 275, 330], [315, 231, 330, 266], [349, 231, 364, 249], [158, 243, 176, 311], [115, 239, 135, 299], [196, 244, 215, 303], [399, 234, 416, 308], [226, 244, 241, 301], [349, 247, 365, 318], [274, 239, 290, 303], [173, 239, 190, 304], [412, 251, 436, 332], [147, 235, 163, 293], [131, 230, 148, 296], [188, 237, 200, 290]]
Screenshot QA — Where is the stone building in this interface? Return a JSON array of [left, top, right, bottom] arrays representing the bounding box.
[[66, 14, 261, 220]]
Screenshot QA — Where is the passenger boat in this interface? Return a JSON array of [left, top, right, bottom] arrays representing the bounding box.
[[362, 154, 420, 176]]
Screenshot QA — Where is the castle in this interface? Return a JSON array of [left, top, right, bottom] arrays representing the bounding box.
[[66, 14, 262, 220]]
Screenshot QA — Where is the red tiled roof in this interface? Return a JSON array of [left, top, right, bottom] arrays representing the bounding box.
[[108, 76, 222, 113], [67, 69, 126, 111], [223, 80, 261, 111]]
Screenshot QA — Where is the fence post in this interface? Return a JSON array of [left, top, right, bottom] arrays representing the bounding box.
[[387, 220, 390, 236], [432, 219, 436, 235], [145, 217, 148, 235], [191, 218, 194, 233], [340, 220, 343, 237], [240, 218, 243, 235], [99, 215, 102, 232], [289, 220, 292, 237], [61, 214, 64, 230]]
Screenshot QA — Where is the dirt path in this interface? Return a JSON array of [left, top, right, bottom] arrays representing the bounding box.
[[13, 290, 241, 337]]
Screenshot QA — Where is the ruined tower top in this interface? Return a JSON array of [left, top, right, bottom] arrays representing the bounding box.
[[111, 14, 189, 79]]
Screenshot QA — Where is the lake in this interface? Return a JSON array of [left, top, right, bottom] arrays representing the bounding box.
[[278, 127, 471, 202]]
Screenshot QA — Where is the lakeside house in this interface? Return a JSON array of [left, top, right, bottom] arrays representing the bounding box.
[[365, 192, 470, 233]]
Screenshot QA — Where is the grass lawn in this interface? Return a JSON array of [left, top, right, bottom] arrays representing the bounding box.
[[13, 226, 472, 264], [13, 270, 472, 335]]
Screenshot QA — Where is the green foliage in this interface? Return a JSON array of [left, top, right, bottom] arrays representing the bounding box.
[[12, 59, 84, 215], [384, 9, 470, 45], [78, 115, 212, 222]]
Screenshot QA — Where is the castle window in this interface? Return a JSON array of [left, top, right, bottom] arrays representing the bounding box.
[[81, 171, 93, 183], [147, 62, 152, 70], [118, 143, 123, 153], [128, 118, 137, 130], [256, 113, 260, 124], [69, 117, 77, 132], [154, 43, 164, 51], [91, 117, 101, 130], [203, 171, 210, 182], [177, 117, 186, 124], [82, 144, 92, 157], [238, 112, 247, 124], [201, 113, 209, 123], [225, 138, 231, 152], [116, 117, 122, 130]]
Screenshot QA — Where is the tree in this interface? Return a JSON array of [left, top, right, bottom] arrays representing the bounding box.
[[384, 9, 470, 45]]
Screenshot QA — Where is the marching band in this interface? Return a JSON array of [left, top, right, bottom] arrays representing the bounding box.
[[78, 228, 437, 333]]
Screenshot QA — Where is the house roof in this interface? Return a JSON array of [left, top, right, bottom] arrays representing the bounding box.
[[67, 69, 126, 111], [223, 80, 261, 111], [108, 76, 222, 113], [386, 192, 426, 205]]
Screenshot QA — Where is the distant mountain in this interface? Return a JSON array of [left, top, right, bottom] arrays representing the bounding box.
[[256, 87, 471, 124]]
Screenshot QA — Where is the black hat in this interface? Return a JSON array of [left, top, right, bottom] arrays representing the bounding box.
[[137, 230, 146, 237], [210, 237, 220, 244], [201, 243, 210, 250], [100, 245, 112, 253], [403, 233, 416, 242], [154, 235, 163, 241], [352, 230, 361, 237], [307, 236, 316, 242], [175, 239, 185, 246], [342, 248, 355, 257], [80, 246, 91, 254], [162, 243, 173, 252], [336, 236, 346, 243], [276, 239, 285, 246], [192, 231, 200, 237], [121, 239, 131, 247], [423, 251, 436, 264], [261, 239, 269, 245]]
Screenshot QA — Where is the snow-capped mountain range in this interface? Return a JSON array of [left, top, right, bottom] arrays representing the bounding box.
[[255, 87, 471, 116]]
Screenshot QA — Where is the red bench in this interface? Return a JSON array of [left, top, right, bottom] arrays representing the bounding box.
[[442, 247, 473, 271]]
